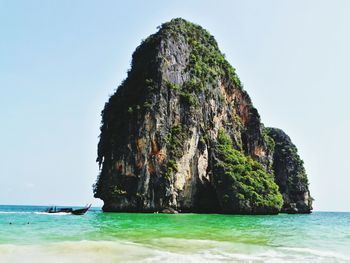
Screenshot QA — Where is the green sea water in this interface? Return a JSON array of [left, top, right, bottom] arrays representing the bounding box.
[[0, 205, 349, 262]]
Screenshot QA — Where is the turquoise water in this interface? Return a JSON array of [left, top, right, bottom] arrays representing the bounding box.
[[0, 205, 349, 262]]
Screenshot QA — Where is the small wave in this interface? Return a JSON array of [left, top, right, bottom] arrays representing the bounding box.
[[0, 240, 265, 263], [0, 240, 349, 262], [0, 211, 71, 215], [0, 212, 32, 214], [0, 211, 71, 216], [34, 212, 70, 216], [278, 247, 350, 261]]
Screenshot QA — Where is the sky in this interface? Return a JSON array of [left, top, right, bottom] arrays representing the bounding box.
[[0, 0, 349, 211]]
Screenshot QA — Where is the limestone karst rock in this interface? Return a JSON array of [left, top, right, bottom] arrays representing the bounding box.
[[94, 18, 312, 214], [267, 128, 313, 213]]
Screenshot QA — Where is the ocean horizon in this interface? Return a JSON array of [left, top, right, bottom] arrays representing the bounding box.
[[0, 204, 347, 213], [1, 205, 349, 262]]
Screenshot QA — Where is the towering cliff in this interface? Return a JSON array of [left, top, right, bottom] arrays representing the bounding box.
[[94, 18, 312, 214], [267, 128, 313, 213]]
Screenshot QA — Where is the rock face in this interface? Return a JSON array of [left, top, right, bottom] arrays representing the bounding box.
[[94, 18, 312, 214], [267, 128, 313, 213]]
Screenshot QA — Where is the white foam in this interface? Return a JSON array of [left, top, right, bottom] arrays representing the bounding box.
[[0, 211, 71, 215], [278, 247, 350, 260], [0, 240, 349, 263], [0, 241, 162, 263], [34, 212, 70, 216], [0, 212, 32, 214]]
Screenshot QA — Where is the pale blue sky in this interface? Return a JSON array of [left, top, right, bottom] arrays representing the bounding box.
[[1, 0, 349, 211]]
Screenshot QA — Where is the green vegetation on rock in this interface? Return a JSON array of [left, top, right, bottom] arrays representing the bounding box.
[[262, 127, 275, 152], [163, 124, 187, 179], [159, 18, 242, 90], [213, 129, 283, 214], [165, 124, 187, 158], [164, 160, 178, 179], [165, 80, 199, 108]]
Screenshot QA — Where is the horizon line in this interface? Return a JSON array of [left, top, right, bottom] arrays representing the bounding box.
[[0, 204, 348, 213]]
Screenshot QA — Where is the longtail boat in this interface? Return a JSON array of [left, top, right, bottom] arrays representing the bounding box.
[[45, 204, 91, 215]]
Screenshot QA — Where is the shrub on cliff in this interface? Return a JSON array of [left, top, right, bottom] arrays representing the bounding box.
[[213, 129, 283, 214]]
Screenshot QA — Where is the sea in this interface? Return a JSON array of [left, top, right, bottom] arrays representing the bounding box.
[[0, 205, 349, 262]]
